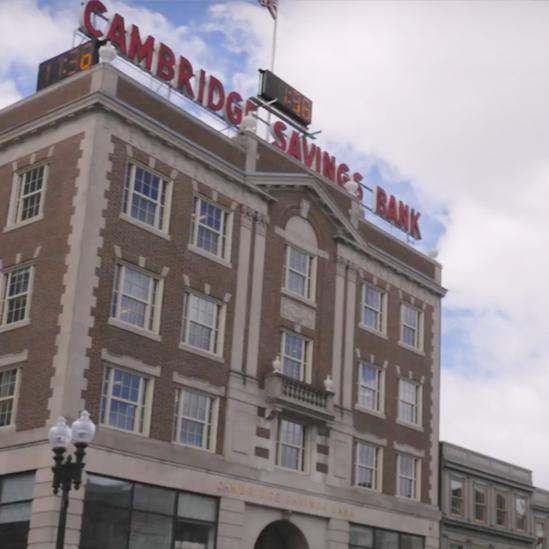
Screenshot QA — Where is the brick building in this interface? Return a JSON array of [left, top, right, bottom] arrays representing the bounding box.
[[0, 61, 445, 549]]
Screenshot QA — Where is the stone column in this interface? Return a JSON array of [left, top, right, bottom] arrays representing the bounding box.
[[327, 518, 349, 549], [216, 497, 245, 549]]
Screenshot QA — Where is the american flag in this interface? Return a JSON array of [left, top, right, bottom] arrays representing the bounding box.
[[258, 0, 278, 20]]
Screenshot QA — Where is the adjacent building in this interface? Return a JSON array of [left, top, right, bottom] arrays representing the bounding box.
[[440, 442, 541, 549], [0, 59, 445, 549]]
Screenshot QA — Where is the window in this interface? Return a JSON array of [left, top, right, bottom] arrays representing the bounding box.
[[348, 524, 424, 549], [9, 164, 46, 227], [361, 284, 385, 332], [190, 197, 230, 260], [536, 520, 545, 549], [277, 419, 306, 471], [122, 163, 171, 232], [401, 304, 422, 350], [450, 478, 464, 516], [397, 454, 420, 500], [349, 525, 373, 549], [284, 245, 315, 301], [111, 264, 162, 333], [474, 484, 487, 523], [174, 388, 217, 451], [515, 495, 527, 531], [182, 293, 223, 355], [280, 331, 311, 382], [398, 379, 420, 426], [80, 474, 218, 549], [0, 472, 35, 549], [496, 491, 508, 527], [1, 265, 32, 327], [355, 442, 381, 491], [0, 368, 19, 427], [100, 367, 152, 435], [358, 362, 382, 412]]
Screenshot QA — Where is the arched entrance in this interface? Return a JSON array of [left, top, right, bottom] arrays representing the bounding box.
[[253, 520, 309, 549]]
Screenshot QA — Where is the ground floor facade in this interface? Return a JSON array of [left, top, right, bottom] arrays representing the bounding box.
[[0, 436, 440, 549]]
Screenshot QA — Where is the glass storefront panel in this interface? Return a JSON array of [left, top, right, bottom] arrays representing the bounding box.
[[349, 525, 424, 549], [0, 472, 35, 549], [80, 474, 218, 549]]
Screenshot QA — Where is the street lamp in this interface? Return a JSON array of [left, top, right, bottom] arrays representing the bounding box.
[[48, 411, 96, 549]]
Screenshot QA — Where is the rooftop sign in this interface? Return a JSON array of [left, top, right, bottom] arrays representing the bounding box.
[[79, 0, 422, 240]]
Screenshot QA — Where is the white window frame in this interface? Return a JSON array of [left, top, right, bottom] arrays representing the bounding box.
[[495, 490, 509, 527], [7, 163, 48, 229], [190, 196, 232, 261], [173, 387, 218, 452], [122, 162, 172, 233], [276, 418, 307, 472], [0, 264, 34, 328], [181, 292, 225, 357], [100, 366, 153, 436], [357, 362, 384, 413], [515, 494, 528, 531], [280, 330, 312, 382], [397, 454, 421, 500], [110, 263, 163, 334], [355, 441, 382, 492], [398, 378, 422, 427], [449, 476, 465, 517], [473, 483, 488, 523], [0, 367, 21, 429], [361, 284, 386, 334], [283, 245, 316, 302], [400, 303, 423, 351]]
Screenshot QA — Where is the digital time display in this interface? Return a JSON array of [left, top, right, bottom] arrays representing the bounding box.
[[259, 70, 313, 127], [36, 41, 98, 92]]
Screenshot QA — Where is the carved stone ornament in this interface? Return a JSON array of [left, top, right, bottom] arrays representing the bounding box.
[[280, 297, 315, 330]]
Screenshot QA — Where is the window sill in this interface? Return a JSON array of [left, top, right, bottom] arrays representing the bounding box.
[[0, 424, 16, 433], [171, 440, 216, 454], [179, 343, 225, 364], [358, 323, 388, 339], [187, 243, 232, 269], [275, 465, 308, 475], [280, 288, 317, 309], [354, 484, 382, 494], [355, 404, 386, 419], [396, 418, 424, 432], [396, 494, 421, 502], [108, 318, 162, 342], [120, 213, 171, 240], [0, 319, 30, 334], [99, 423, 150, 438], [398, 341, 425, 356], [4, 214, 45, 233]]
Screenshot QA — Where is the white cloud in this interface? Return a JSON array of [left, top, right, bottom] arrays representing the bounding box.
[[206, 1, 549, 485], [0, 80, 21, 110]]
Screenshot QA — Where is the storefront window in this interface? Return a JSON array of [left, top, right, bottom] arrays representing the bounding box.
[[81, 474, 218, 549], [349, 525, 424, 549], [0, 471, 35, 549]]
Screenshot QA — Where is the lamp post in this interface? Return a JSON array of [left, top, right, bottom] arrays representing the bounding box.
[[48, 411, 96, 549]]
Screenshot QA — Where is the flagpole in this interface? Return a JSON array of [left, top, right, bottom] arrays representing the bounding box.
[[270, 9, 278, 72]]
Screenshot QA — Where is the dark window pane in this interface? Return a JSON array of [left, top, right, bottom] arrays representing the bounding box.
[[129, 511, 173, 549], [133, 484, 175, 515], [401, 534, 424, 549], [80, 503, 130, 549], [174, 519, 215, 548], [376, 530, 399, 549], [177, 492, 217, 522], [85, 475, 132, 508], [350, 525, 374, 548], [0, 474, 34, 504], [0, 519, 29, 549]]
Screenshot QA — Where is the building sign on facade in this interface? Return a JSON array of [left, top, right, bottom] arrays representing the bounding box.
[[78, 0, 423, 240]]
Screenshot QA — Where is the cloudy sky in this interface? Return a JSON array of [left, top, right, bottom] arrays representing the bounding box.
[[2, 0, 549, 485]]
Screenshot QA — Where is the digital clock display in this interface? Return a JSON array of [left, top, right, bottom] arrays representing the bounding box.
[[36, 41, 98, 92], [259, 70, 313, 127]]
